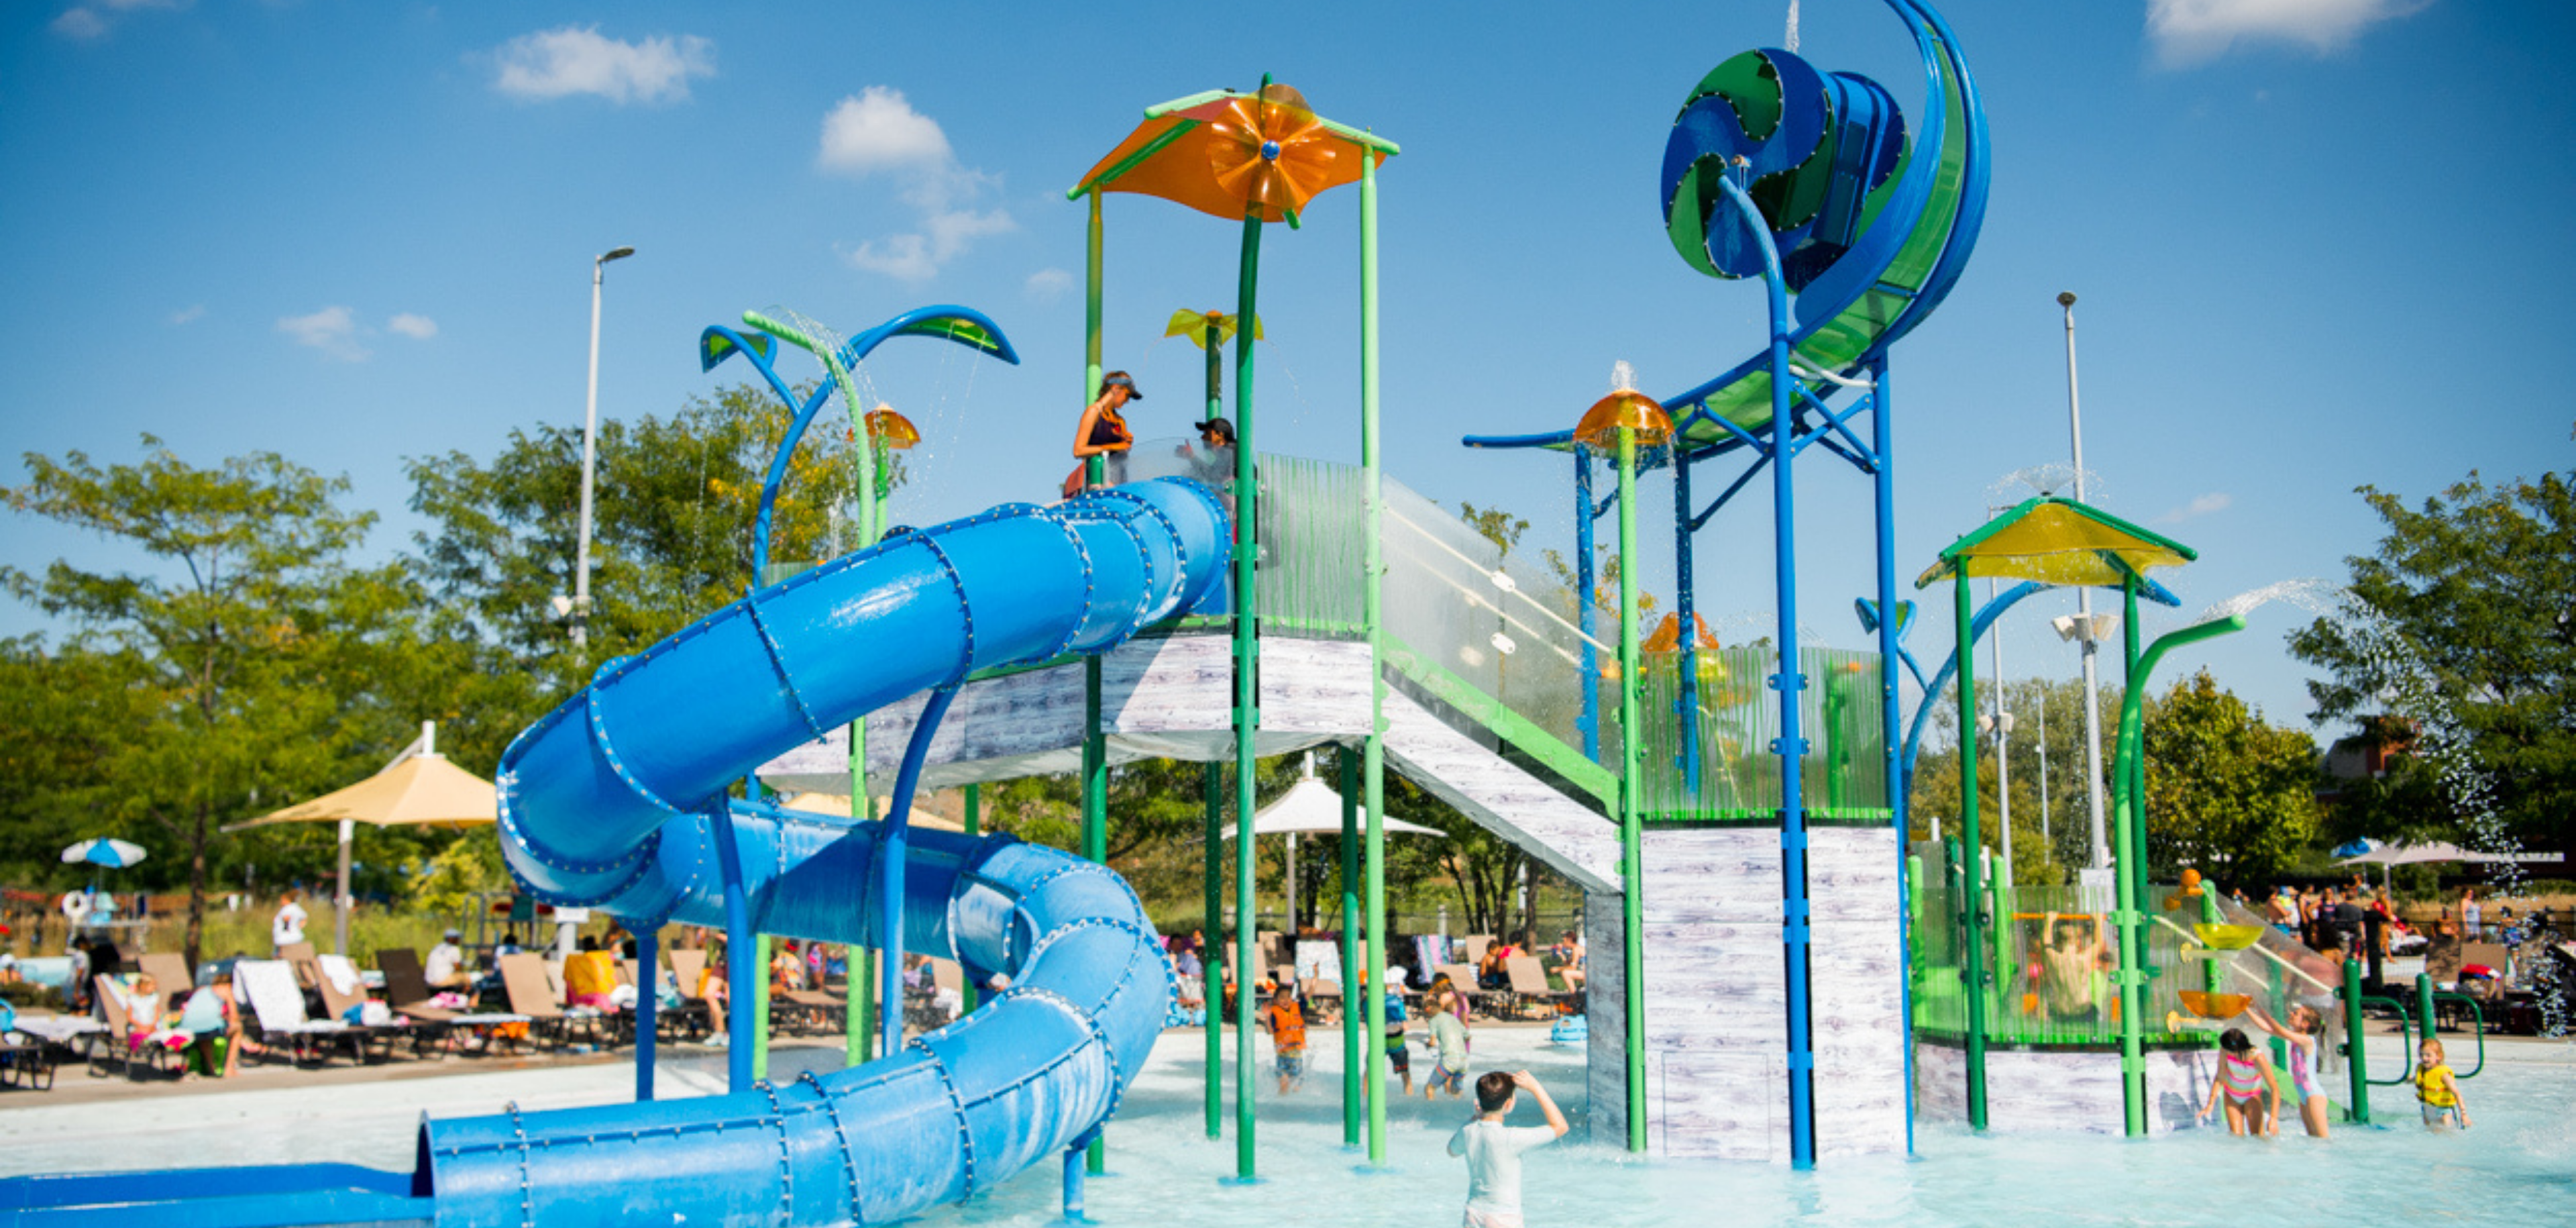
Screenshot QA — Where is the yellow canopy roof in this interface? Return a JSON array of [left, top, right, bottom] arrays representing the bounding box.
[[1916, 497, 2196, 590], [233, 754, 496, 830]]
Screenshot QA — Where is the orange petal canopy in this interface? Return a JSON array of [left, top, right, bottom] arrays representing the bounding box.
[[865, 405, 920, 451], [1073, 84, 1390, 223], [1574, 391, 1676, 450]]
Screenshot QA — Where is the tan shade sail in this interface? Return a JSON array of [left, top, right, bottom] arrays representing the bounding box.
[[1916, 497, 2196, 590], [230, 753, 496, 831]]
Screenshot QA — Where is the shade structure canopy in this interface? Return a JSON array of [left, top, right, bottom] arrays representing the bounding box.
[[231, 752, 496, 831], [1218, 776, 1444, 841], [1917, 496, 2196, 590], [60, 837, 146, 868], [1070, 84, 1395, 224], [2334, 839, 2562, 868]]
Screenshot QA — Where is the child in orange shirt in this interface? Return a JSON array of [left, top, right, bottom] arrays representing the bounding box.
[[1262, 984, 1307, 1094]]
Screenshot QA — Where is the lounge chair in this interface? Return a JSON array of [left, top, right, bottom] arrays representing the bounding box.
[[302, 954, 413, 1062], [378, 946, 527, 1055], [1458, 935, 1495, 968], [663, 948, 715, 1041], [231, 960, 352, 1067], [496, 953, 589, 1051], [87, 976, 180, 1080], [1502, 955, 1575, 1020], [136, 952, 194, 994], [1301, 977, 1344, 1023], [4, 1015, 103, 1092]]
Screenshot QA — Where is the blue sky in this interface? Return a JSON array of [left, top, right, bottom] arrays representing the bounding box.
[[4, 0, 2571, 744]]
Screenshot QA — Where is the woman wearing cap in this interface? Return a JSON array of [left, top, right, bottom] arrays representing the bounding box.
[[1069, 371, 1142, 493]]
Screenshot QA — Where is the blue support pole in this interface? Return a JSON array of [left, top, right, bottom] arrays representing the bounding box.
[[1868, 355, 1913, 1152], [1574, 445, 1601, 762], [880, 686, 959, 1059], [1062, 1125, 1102, 1223], [635, 927, 658, 1101], [705, 797, 757, 1092], [1672, 442, 1702, 796], [1715, 170, 1815, 1170]]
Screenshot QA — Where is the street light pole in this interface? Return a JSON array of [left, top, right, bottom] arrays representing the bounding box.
[[2059, 291, 2110, 869], [573, 245, 637, 650]]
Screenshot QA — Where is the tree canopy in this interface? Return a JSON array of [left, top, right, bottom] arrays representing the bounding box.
[[2290, 465, 2575, 862]]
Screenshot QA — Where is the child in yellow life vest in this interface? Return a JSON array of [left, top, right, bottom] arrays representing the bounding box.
[[2415, 1037, 2471, 1129]]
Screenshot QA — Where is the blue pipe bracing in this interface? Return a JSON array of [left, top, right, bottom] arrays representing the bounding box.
[[3, 479, 1229, 1228]]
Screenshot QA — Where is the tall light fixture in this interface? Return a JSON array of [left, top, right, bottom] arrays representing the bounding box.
[[573, 245, 637, 649], [2058, 290, 2109, 868]]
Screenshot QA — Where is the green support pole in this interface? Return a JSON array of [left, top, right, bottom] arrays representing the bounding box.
[[961, 784, 979, 1015], [1077, 185, 1111, 1178], [860, 715, 881, 1060], [753, 935, 773, 1080], [1230, 199, 1266, 1184], [1205, 760, 1225, 1139], [1616, 424, 1648, 1154], [1082, 652, 1108, 1176], [2342, 957, 2371, 1123], [1952, 574, 1988, 1130], [1358, 146, 1390, 1170], [1338, 748, 1361, 1149], [2112, 575, 2145, 1136], [2199, 879, 2223, 997], [2414, 971, 2438, 1045]]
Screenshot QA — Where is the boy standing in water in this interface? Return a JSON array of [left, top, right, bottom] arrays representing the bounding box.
[[1425, 987, 1470, 1100], [1447, 1070, 1567, 1228], [1262, 984, 1307, 1094]]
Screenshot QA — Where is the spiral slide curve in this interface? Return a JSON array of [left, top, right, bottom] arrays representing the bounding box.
[[0, 477, 1230, 1228]]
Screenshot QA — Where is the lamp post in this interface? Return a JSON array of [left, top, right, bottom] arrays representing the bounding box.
[[572, 244, 637, 649], [2057, 291, 2108, 868]]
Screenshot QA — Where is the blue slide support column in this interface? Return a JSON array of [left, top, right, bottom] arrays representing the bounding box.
[[1868, 355, 1915, 1152], [1672, 443, 1701, 794], [1716, 169, 1817, 1170], [635, 927, 657, 1101]]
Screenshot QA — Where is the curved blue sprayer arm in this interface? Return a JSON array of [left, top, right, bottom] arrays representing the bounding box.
[[1898, 576, 2181, 800], [733, 307, 1022, 586]]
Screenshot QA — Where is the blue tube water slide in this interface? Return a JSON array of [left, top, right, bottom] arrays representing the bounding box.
[[0, 478, 1230, 1228]]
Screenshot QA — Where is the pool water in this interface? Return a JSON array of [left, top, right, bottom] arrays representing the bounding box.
[[1, 1026, 2566, 1225]]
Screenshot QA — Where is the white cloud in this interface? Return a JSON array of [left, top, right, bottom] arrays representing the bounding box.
[[169, 304, 205, 325], [2147, 0, 2432, 67], [52, 0, 187, 40], [387, 313, 439, 340], [277, 306, 369, 362], [818, 87, 1015, 283], [490, 27, 713, 105], [1025, 268, 1074, 301], [818, 87, 952, 174], [2156, 491, 2233, 523]]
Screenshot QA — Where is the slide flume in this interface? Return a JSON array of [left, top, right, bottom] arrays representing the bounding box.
[[0, 478, 1230, 1228]]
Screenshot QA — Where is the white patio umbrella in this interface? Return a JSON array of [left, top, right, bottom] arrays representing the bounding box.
[[2334, 839, 2562, 893], [60, 838, 147, 868], [1218, 754, 1443, 931]]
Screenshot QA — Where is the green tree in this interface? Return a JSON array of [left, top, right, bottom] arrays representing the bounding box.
[[3, 438, 458, 962], [2139, 670, 2322, 886], [2290, 464, 2575, 863]]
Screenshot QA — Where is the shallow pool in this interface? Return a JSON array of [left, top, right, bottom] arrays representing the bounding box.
[[1, 1027, 2566, 1226]]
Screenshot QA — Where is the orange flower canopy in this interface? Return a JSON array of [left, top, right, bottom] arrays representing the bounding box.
[[865, 406, 920, 451], [1076, 84, 1385, 223], [1574, 391, 1676, 450]]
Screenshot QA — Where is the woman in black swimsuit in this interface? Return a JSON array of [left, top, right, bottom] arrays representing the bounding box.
[[1069, 370, 1141, 492]]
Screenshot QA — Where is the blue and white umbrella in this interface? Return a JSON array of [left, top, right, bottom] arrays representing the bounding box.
[[59, 837, 148, 869], [2329, 837, 2381, 859]]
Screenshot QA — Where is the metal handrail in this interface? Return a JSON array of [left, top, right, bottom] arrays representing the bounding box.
[[2430, 992, 2487, 1078], [2359, 995, 2416, 1086]]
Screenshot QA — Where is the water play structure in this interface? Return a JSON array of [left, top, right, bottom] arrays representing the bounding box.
[[6, 1, 2480, 1224]]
